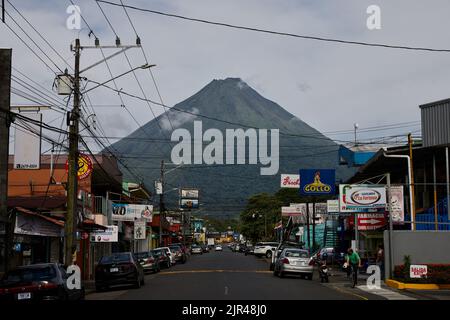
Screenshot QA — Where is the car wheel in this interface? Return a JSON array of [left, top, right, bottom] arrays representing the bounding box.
[[279, 271, 284, 278], [95, 285, 103, 292], [266, 251, 272, 259], [134, 277, 141, 289], [269, 263, 274, 271], [307, 273, 313, 280]]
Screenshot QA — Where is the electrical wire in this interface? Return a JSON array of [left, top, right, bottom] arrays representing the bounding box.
[[97, 0, 450, 53]]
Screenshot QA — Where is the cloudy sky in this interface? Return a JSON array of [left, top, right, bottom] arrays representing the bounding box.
[[3, 0, 450, 153]]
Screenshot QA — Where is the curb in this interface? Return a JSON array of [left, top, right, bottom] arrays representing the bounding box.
[[386, 279, 450, 290]]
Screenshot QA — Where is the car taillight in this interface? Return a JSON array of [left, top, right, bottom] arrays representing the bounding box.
[[122, 263, 136, 272], [309, 259, 315, 266], [39, 282, 58, 290], [282, 258, 290, 264], [147, 257, 154, 263]]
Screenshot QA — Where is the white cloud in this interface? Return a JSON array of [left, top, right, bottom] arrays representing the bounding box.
[[4, 0, 450, 150]]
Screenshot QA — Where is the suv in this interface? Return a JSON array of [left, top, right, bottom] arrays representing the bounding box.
[[254, 242, 279, 258], [270, 241, 305, 271]]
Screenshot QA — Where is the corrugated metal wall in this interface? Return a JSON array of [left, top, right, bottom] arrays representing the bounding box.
[[421, 100, 450, 147]]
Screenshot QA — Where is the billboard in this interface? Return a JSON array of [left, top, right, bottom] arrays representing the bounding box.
[[181, 189, 199, 199], [180, 199, 199, 209], [282, 204, 307, 217], [339, 184, 386, 212], [299, 169, 335, 196], [111, 203, 153, 221], [14, 113, 42, 169], [280, 174, 300, 188], [90, 226, 118, 242]]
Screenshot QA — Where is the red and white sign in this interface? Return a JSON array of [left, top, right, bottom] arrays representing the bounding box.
[[410, 265, 427, 278], [280, 174, 300, 189], [357, 213, 386, 230]]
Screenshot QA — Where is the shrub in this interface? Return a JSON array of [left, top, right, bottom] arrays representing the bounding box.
[[393, 264, 450, 284]]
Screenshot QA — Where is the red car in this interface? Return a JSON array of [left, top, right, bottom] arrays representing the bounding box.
[[0, 263, 85, 301]]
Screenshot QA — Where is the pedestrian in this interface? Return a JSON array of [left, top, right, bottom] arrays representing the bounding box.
[[346, 248, 361, 288], [376, 244, 385, 280]]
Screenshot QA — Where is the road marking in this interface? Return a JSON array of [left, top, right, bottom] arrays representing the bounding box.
[[159, 270, 272, 275], [224, 286, 229, 295], [356, 285, 416, 300], [326, 284, 369, 300]]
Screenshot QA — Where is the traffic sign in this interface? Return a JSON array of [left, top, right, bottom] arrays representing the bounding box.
[[357, 213, 386, 230]]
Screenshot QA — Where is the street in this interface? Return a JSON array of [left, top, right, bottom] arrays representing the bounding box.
[[87, 249, 385, 300]]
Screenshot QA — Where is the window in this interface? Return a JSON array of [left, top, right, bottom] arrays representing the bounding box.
[[100, 253, 131, 264], [284, 250, 309, 258]]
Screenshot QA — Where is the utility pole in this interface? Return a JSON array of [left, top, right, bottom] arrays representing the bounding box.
[[386, 173, 394, 280], [306, 203, 310, 253], [159, 160, 164, 246], [65, 39, 80, 266], [0, 49, 12, 272], [408, 133, 416, 230]]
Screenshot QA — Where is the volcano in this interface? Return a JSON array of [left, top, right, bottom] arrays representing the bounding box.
[[109, 78, 354, 217]]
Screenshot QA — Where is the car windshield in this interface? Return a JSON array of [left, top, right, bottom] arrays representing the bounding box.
[[169, 246, 181, 252], [100, 253, 131, 264], [151, 250, 163, 256], [134, 252, 150, 259], [2, 265, 57, 284], [284, 250, 309, 258]]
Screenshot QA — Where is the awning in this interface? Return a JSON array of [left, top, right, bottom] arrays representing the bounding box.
[[78, 218, 108, 232], [14, 207, 64, 237], [16, 207, 64, 227]]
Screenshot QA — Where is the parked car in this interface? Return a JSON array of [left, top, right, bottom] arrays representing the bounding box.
[[270, 241, 305, 271], [316, 247, 345, 265], [273, 248, 313, 279], [156, 247, 176, 264], [151, 249, 172, 268], [134, 251, 160, 273], [0, 263, 85, 301], [95, 252, 145, 291], [191, 244, 203, 254], [168, 244, 187, 264], [254, 242, 279, 258], [215, 245, 223, 251]]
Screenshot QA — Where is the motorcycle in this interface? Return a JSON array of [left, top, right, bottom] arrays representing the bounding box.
[[315, 257, 329, 283]]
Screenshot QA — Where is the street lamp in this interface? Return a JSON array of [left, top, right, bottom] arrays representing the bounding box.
[[82, 63, 156, 95]]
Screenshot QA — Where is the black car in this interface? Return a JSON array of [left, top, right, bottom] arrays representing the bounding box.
[[0, 263, 85, 301], [95, 252, 145, 291]]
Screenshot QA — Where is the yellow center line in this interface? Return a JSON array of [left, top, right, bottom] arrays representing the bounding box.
[[159, 270, 272, 275], [329, 284, 369, 301]]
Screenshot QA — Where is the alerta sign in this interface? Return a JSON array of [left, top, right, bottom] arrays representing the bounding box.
[[299, 169, 335, 196]]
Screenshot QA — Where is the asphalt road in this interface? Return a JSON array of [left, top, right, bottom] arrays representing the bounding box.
[[87, 249, 384, 300]]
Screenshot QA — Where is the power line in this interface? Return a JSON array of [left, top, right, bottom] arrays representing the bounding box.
[[97, 0, 450, 53]]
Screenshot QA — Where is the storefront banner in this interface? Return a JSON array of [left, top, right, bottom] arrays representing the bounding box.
[[90, 226, 118, 242], [389, 186, 404, 223], [134, 219, 147, 240], [111, 203, 153, 221], [339, 184, 387, 212]]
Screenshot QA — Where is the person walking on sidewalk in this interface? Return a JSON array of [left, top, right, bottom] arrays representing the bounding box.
[[346, 248, 361, 288]]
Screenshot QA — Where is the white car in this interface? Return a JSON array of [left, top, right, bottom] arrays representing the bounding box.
[[156, 247, 176, 264], [215, 245, 223, 251], [253, 242, 279, 258]]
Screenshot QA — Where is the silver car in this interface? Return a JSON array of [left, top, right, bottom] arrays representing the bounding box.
[[273, 248, 313, 279]]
